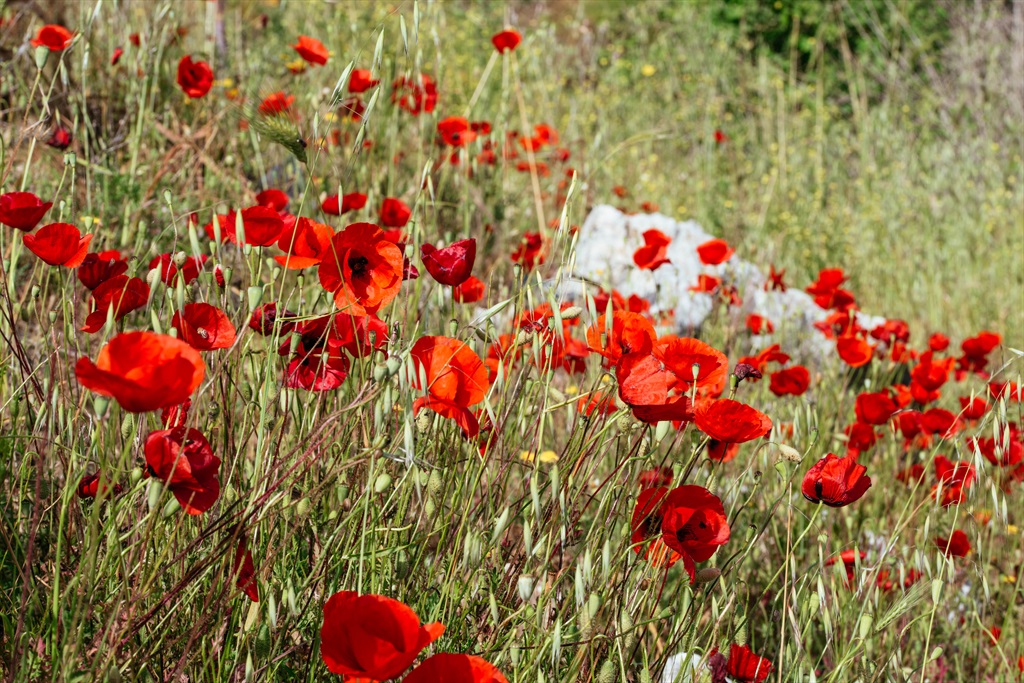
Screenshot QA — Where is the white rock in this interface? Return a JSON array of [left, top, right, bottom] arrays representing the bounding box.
[[570, 205, 885, 358], [660, 651, 709, 683]]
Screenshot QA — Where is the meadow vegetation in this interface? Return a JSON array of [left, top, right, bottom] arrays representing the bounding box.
[[0, 1, 1022, 682]]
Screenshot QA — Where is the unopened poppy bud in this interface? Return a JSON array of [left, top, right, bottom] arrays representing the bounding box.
[[34, 44, 50, 70], [372, 362, 389, 382], [695, 567, 721, 584], [213, 264, 226, 288], [449, 319, 458, 336], [733, 362, 762, 383], [31, 285, 41, 299], [247, 285, 263, 312], [385, 357, 403, 376], [515, 330, 533, 345], [776, 444, 802, 463], [145, 266, 162, 291], [561, 306, 583, 320], [172, 251, 188, 269]]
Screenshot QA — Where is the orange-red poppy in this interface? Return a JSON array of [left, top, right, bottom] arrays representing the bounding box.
[[411, 336, 490, 438], [696, 238, 734, 265], [81, 275, 149, 333], [177, 56, 213, 99], [275, 217, 333, 269], [633, 229, 672, 271], [171, 303, 237, 351], [24, 222, 91, 267], [145, 428, 220, 514], [75, 331, 204, 412], [293, 35, 329, 65], [31, 24, 74, 51], [491, 28, 522, 53], [0, 191, 52, 231], [693, 398, 772, 443], [405, 654, 508, 683], [318, 222, 404, 315]]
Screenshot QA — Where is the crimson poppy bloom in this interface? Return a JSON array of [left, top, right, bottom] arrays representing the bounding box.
[[934, 530, 970, 557], [149, 253, 206, 286], [632, 229, 671, 271], [258, 92, 295, 115], [836, 334, 873, 368], [689, 274, 721, 294], [707, 439, 740, 462], [764, 264, 786, 291], [694, 399, 772, 443], [630, 486, 684, 568], [23, 222, 92, 267], [801, 453, 871, 507], [255, 188, 289, 212], [660, 485, 731, 582], [233, 533, 259, 602], [491, 28, 522, 53], [421, 238, 476, 287], [75, 331, 204, 413], [714, 129, 728, 144], [31, 24, 74, 51], [237, 205, 284, 246], [586, 312, 656, 366], [145, 428, 220, 514], [275, 217, 333, 270], [453, 276, 485, 303], [248, 302, 295, 336], [726, 644, 774, 683], [405, 654, 508, 683], [769, 366, 810, 396], [922, 408, 961, 437], [511, 232, 545, 269], [379, 197, 412, 228], [78, 250, 128, 290], [0, 192, 52, 231], [411, 336, 490, 438], [171, 303, 237, 351], [111, 47, 124, 66], [322, 192, 367, 216], [320, 591, 444, 679], [280, 315, 351, 391], [77, 472, 122, 500], [349, 68, 379, 93], [932, 455, 975, 506], [696, 238, 734, 265], [177, 56, 213, 99], [854, 391, 897, 426], [745, 314, 774, 335], [46, 123, 72, 150], [292, 35, 328, 65], [845, 422, 878, 454], [391, 74, 438, 115], [638, 466, 673, 489], [318, 222, 404, 315], [81, 275, 149, 333], [437, 116, 477, 147]]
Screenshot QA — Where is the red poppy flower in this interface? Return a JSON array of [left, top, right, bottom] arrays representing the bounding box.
[[836, 334, 873, 368], [233, 534, 259, 602], [764, 264, 786, 291], [171, 303, 236, 351], [694, 399, 772, 443], [745, 314, 774, 335], [738, 344, 791, 377], [989, 381, 1023, 402], [391, 74, 438, 115], [922, 408, 960, 437], [23, 222, 92, 267], [769, 366, 810, 396], [349, 68, 379, 93], [960, 331, 1001, 372], [145, 428, 220, 514], [437, 116, 477, 147], [255, 188, 289, 212], [318, 222, 404, 315], [46, 124, 72, 150], [275, 217, 332, 269], [511, 232, 545, 269], [630, 486, 684, 568], [110, 47, 124, 66], [689, 274, 721, 294], [632, 229, 672, 271], [405, 654, 508, 683], [586, 312, 656, 366], [246, 303, 293, 337], [453, 276, 485, 303], [933, 455, 975, 501], [77, 472, 122, 500], [491, 28, 522, 53], [257, 92, 294, 116], [934, 530, 970, 557], [659, 485, 730, 582], [854, 391, 898, 426], [801, 453, 871, 507], [236, 205, 284, 247], [926, 332, 949, 351], [411, 336, 490, 437], [320, 591, 444, 679], [292, 35, 328, 65], [177, 56, 213, 99], [280, 316, 351, 392], [75, 331, 204, 413], [379, 197, 412, 228], [78, 250, 128, 290], [31, 24, 74, 51], [81, 275, 149, 333], [726, 644, 774, 683], [696, 238, 734, 265], [714, 129, 728, 144], [149, 253, 206, 286], [845, 422, 878, 453], [638, 466, 673, 489], [0, 192, 52, 231], [421, 238, 476, 287], [322, 191, 368, 216]]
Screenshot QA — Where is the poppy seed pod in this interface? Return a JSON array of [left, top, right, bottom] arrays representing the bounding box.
[[695, 567, 721, 584]]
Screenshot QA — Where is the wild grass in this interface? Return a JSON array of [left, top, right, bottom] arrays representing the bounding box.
[[0, 1, 1022, 682]]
